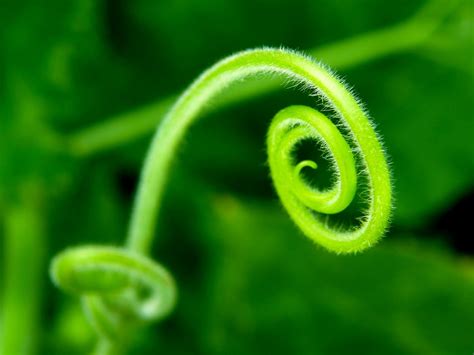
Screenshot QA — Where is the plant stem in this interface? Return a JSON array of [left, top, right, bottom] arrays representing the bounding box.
[[0, 202, 45, 355], [93, 338, 125, 355]]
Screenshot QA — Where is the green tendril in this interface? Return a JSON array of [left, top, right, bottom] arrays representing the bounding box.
[[128, 48, 392, 254], [50, 246, 176, 353], [50, 47, 392, 353]]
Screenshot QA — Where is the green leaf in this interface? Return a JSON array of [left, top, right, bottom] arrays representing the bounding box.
[[180, 196, 473, 355]]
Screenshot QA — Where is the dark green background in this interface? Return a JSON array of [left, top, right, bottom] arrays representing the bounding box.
[[0, 0, 473, 354]]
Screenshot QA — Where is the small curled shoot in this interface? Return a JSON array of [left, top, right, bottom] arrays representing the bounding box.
[[50, 246, 176, 341]]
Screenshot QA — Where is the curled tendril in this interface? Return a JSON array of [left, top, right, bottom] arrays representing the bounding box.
[[50, 247, 176, 348], [268, 104, 390, 252], [128, 47, 392, 254], [50, 47, 391, 353]]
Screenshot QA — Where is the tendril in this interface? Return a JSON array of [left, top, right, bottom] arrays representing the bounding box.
[[128, 47, 392, 254], [268, 104, 390, 252], [50, 247, 176, 352], [50, 47, 392, 353]]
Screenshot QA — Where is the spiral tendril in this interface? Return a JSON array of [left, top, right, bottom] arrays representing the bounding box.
[[50, 47, 392, 353]]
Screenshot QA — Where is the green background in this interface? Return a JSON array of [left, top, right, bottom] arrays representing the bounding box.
[[0, 0, 473, 354]]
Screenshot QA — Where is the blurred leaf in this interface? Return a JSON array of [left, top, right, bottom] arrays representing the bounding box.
[[163, 195, 473, 355]]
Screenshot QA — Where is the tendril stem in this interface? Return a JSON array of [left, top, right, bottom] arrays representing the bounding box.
[[127, 48, 391, 255]]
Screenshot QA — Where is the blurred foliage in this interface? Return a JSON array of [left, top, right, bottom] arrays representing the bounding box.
[[191, 196, 474, 355], [0, 0, 473, 354]]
